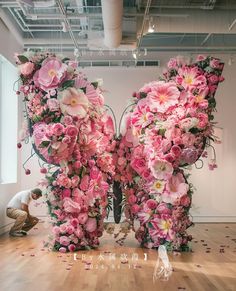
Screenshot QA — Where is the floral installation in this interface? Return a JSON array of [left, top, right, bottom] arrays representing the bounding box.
[[115, 55, 224, 251], [16, 52, 116, 251]]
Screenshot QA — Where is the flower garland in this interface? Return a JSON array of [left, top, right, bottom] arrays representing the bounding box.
[[16, 52, 116, 251], [115, 55, 224, 251]]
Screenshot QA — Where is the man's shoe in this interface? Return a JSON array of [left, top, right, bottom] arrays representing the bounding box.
[[20, 230, 27, 235], [9, 231, 24, 237]]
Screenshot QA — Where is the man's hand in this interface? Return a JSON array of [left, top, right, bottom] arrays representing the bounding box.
[[21, 203, 30, 216]]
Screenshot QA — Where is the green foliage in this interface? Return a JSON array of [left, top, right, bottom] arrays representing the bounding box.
[[18, 55, 29, 63]]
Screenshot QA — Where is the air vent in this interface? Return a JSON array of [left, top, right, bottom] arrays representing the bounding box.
[[78, 60, 160, 67]]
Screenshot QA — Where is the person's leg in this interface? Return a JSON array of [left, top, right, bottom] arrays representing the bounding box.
[[6, 208, 27, 234], [22, 216, 39, 232]]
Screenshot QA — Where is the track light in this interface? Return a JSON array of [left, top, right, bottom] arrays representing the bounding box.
[[148, 17, 155, 33], [61, 21, 68, 32], [132, 50, 138, 59]]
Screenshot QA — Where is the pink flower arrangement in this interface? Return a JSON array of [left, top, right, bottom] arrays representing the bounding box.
[[17, 52, 115, 251], [115, 55, 224, 251]]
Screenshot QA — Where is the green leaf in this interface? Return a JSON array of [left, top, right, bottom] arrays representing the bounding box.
[[62, 57, 70, 63], [39, 141, 50, 148], [61, 79, 75, 90], [189, 127, 200, 134], [140, 92, 147, 99], [18, 55, 29, 64], [91, 81, 98, 89]]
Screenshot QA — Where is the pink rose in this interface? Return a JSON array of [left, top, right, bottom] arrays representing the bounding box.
[[68, 244, 76, 252], [62, 188, 71, 199], [52, 123, 64, 136], [128, 195, 137, 205], [47, 98, 60, 111], [131, 158, 146, 175], [78, 212, 88, 224], [90, 167, 100, 180], [74, 225, 84, 238], [70, 218, 78, 227], [146, 199, 157, 210], [156, 203, 171, 214], [180, 195, 191, 207], [85, 218, 97, 232], [66, 225, 75, 235], [63, 197, 81, 213], [59, 247, 67, 253], [210, 59, 220, 69], [197, 113, 208, 128], [59, 235, 70, 246], [64, 125, 78, 137], [131, 204, 140, 214], [171, 145, 182, 157], [63, 115, 73, 125], [182, 133, 196, 147], [167, 58, 178, 69], [80, 175, 89, 191], [209, 75, 218, 84], [52, 226, 61, 235], [20, 62, 34, 76]]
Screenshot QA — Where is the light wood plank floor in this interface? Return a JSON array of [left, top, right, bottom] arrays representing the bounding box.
[[0, 222, 236, 291]]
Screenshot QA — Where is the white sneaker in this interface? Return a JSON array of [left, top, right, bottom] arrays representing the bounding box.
[[9, 231, 25, 237]]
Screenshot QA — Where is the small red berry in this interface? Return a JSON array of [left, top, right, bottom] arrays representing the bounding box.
[[17, 142, 22, 149], [40, 167, 47, 174], [25, 169, 31, 175], [16, 91, 21, 95], [132, 92, 137, 97]]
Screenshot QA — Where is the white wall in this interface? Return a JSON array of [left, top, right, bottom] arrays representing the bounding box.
[[0, 18, 23, 234], [19, 56, 236, 222]]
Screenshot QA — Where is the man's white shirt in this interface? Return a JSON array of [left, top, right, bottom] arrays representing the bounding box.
[[7, 190, 32, 209]]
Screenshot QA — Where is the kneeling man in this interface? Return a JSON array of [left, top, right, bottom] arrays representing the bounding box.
[[6, 188, 42, 237]]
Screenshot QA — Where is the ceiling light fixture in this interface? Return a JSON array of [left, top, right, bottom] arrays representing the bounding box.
[[148, 17, 155, 33], [132, 50, 138, 59], [61, 21, 68, 32]]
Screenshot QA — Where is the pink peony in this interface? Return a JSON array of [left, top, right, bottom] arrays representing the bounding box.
[[60, 88, 89, 117], [34, 58, 67, 91], [148, 81, 180, 113], [20, 62, 34, 76], [85, 218, 97, 232]]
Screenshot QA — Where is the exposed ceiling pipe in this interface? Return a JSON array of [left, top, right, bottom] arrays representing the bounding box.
[[0, 7, 24, 45], [101, 0, 123, 48]]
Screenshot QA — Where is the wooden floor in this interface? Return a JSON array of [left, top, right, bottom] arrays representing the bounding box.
[[0, 222, 236, 291]]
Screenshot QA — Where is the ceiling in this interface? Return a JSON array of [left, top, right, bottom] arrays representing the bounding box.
[[0, 0, 236, 60]]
